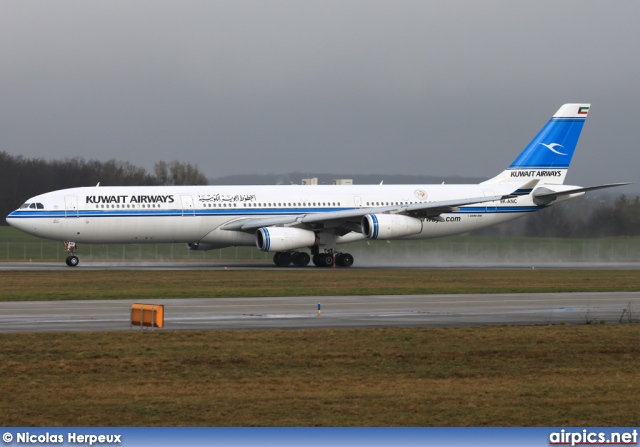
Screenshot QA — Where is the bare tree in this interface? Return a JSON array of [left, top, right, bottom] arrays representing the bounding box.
[[154, 160, 208, 185]]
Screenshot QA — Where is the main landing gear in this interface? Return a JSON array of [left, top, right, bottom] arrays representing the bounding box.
[[272, 251, 354, 268], [273, 251, 311, 267], [63, 241, 79, 267]]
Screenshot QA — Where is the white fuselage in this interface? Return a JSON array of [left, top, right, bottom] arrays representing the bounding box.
[[6, 183, 573, 248]]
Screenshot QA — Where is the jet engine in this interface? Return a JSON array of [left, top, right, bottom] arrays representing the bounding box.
[[361, 214, 423, 240], [256, 227, 316, 252]]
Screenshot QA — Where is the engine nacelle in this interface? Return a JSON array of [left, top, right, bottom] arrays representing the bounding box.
[[361, 214, 423, 240], [256, 227, 316, 252], [186, 242, 216, 251]]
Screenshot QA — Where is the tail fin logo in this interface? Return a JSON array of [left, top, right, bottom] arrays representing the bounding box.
[[539, 142, 568, 156]]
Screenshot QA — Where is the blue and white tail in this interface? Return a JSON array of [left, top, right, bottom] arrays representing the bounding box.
[[483, 103, 590, 185]]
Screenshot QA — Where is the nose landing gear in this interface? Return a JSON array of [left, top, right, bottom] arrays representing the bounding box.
[[63, 241, 80, 267]]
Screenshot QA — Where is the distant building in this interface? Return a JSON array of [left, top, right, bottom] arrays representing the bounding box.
[[301, 177, 353, 185], [332, 179, 353, 185]]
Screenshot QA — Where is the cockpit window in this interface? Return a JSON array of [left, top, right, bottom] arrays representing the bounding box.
[[18, 202, 44, 209]]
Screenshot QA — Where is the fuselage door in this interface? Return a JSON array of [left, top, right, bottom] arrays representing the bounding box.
[[181, 195, 195, 216], [64, 196, 79, 218], [354, 196, 362, 208]]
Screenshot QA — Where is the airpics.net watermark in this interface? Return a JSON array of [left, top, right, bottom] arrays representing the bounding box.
[[549, 429, 638, 446], [3, 432, 121, 446]]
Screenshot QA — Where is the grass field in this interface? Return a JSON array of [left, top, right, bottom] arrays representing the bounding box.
[[1, 269, 639, 426], [1, 269, 640, 301], [1, 325, 639, 426]]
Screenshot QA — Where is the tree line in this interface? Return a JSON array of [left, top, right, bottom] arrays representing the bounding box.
[[1, 151, 638, 237], [0, 151, 207, 221], [472, 193, 640, 238]]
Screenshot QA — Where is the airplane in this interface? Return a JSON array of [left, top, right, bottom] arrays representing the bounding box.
[[5, 103, 629, 268]]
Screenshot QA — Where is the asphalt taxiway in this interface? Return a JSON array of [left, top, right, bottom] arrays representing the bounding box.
[[2, 261, 640, 270], [0, 292, 638, 333]]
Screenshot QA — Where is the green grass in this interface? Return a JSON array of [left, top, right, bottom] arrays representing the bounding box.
[[1, 269, 639, 301], [1, 325, 639, 426]]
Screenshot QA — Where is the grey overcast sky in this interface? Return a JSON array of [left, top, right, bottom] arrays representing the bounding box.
[[1, 1, 638, 188]]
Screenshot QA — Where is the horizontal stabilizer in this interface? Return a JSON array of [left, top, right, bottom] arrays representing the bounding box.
[[533, 182, 631, 205]]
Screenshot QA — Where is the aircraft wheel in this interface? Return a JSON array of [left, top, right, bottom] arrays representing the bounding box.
[[273, 251, 292, 267], [320, 253, 334, 267], [66, 255, 79, 267], [336, 253, 354, 267], [292, 252, 310, 267], [312, 254, 323, 267]]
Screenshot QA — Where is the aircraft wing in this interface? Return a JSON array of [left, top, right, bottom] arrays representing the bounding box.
[[222, 193, 508, 232]]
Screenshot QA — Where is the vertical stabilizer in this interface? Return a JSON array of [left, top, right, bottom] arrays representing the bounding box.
[[483, 103, 590, 185]]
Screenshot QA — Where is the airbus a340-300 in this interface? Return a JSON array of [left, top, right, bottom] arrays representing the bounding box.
[[6, 104, 628, 267]]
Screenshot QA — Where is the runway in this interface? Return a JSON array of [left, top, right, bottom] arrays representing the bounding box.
[[0, 292, 638, 332], [2, 261, 640, 270]]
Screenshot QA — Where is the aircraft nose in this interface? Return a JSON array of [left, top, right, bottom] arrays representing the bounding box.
[[6, 210, 35, 234], [6, 211, 17, 226], [7, 211, 21, 228]]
